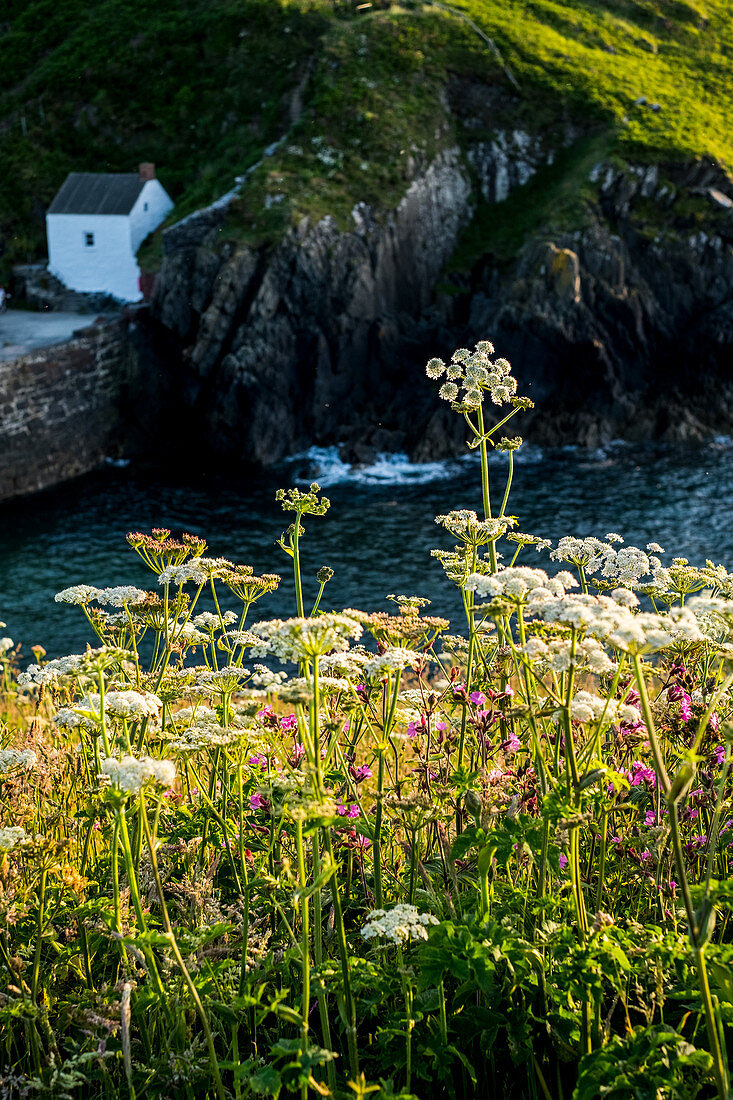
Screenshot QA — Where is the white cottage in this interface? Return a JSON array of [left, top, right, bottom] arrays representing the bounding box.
[[46, 164, 174, 302]]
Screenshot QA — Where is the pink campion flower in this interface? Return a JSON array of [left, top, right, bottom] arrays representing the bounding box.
[[452, 682, 467, 696], [679, 696, 693, 722], [354, 834, 372, 849], [249, 754, 267, 770], [627, 761, 657, 788], [249, 793, 267, 811], [559, 853, 568, 869], [407, 721, 419, 739], [342, 719, 351, 732], [337, 803, 360, 818], [645, 810, 656, 826], [436, 721, 448, 732], [356, 685, 367, 696], [352, 764, 373, 782], [290, 743, 306, 764], [257, 704, 275, 720], [470, 691, 486, 706], [709, 714, 721, 733], [503, 733, 521, 754], [280, 713, 297, 731]]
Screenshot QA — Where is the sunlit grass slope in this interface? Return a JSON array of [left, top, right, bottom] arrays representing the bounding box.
[[0, 0, 729, 278]]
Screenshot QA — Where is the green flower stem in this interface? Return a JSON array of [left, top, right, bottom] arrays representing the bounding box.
[[294, 818, 310, 1100], [476, 406, 497, 578], [139, 796, 226, 1100], [188, 759, 243, 894], [633, 656, 728, 1099], [116, 807, 167, 1002], [322, 827, 359, 1079], [30, 869, 47, 1003], [293, 518, 304, 618], [499, 449, 514, 518], [396, 943, 414, 1092], [373, 745, 386, 909]]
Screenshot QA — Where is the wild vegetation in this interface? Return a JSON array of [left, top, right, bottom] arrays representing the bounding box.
[[1, 344, 733, 1097], [1, 0, 731, 278]]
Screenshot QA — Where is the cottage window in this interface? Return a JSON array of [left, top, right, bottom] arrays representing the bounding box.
[[84, 232, 94, 247]]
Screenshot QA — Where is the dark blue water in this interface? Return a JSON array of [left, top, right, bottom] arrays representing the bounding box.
[[1, 439, 731, 658]]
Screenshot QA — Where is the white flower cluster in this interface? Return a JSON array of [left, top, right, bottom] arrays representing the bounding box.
[[0, 827, 27, 851], [363, 648, 422, 677], [54, 585, 100, 605], [0, 637, 14, 656], [18, 647, 123, 687], [568, 691, 640, 726], [169, 724, 244, 752], [277, 675, 351, 703], [436, 510, 516, 545], [526, 593, 704, 653], [361, 903, 439, 944], [465, 566, 578, 602], [54, 690, 161, 730], [100, 755, 176, 794], [247, 614, 363, 662], [550, 535, 667, 589], [18, 652, 87, 686], [104, 690, 162, 719], [96, 586, 147, 607], [54, 585, 147, 606], [193, 610, 238, 630], [158, 557, 232, 586], [519, 635, 615, 675], [426, 342, 518, 409], [0, 749, 37, 773]]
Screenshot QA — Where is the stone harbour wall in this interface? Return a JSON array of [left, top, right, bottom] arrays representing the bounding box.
[[0, 318, 136, 503]]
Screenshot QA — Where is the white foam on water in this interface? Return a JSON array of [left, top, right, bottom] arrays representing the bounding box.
[[289, 446, 468, 486]]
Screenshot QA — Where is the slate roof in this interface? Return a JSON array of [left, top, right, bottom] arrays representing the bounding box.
[[47, 173, 146, 216]]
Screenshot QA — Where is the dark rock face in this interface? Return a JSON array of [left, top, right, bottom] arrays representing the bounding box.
[[472, 159, 733, 448], [150, 92, 733, 466]]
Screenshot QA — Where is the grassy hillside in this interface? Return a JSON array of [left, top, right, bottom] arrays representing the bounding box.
[[1, 0, 730, 280]]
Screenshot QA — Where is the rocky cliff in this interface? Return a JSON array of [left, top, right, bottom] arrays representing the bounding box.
[[150, 84, 733, 466]]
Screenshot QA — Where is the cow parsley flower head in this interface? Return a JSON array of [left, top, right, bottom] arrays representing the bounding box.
[[361, 903, 439, 944], [100, 755, 176, 795], [95, 587, 147, 607], [158, 557, 232, 586], [425, 357, 446, 379], [248, 613, 363, 662], [55, 585, 100, 605], [0, 749, 37, 774], [0, 827, 27, 851]]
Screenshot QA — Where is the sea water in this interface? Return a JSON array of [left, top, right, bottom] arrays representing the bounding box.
[[0, 438, 731, 658]]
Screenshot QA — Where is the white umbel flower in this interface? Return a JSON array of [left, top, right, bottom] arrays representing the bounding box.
[[361, 903, 439, 944], [0, 749, 37, 773], [100, 755, 176, 795], [0, 827, 27, 850]]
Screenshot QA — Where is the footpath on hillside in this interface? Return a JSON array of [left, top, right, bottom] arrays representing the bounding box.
[[0, 309, 118, 362]]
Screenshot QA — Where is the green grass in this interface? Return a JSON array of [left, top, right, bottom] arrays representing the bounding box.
[[1, 0, 730, 281]]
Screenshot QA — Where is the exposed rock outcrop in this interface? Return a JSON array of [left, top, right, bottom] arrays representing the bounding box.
[[149, 85, 733, 467]]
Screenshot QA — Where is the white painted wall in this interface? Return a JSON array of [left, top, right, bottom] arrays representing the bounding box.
[[46, 179, 174, 302], [128, 179, 174, 252], [47, 213, 142, 300]]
